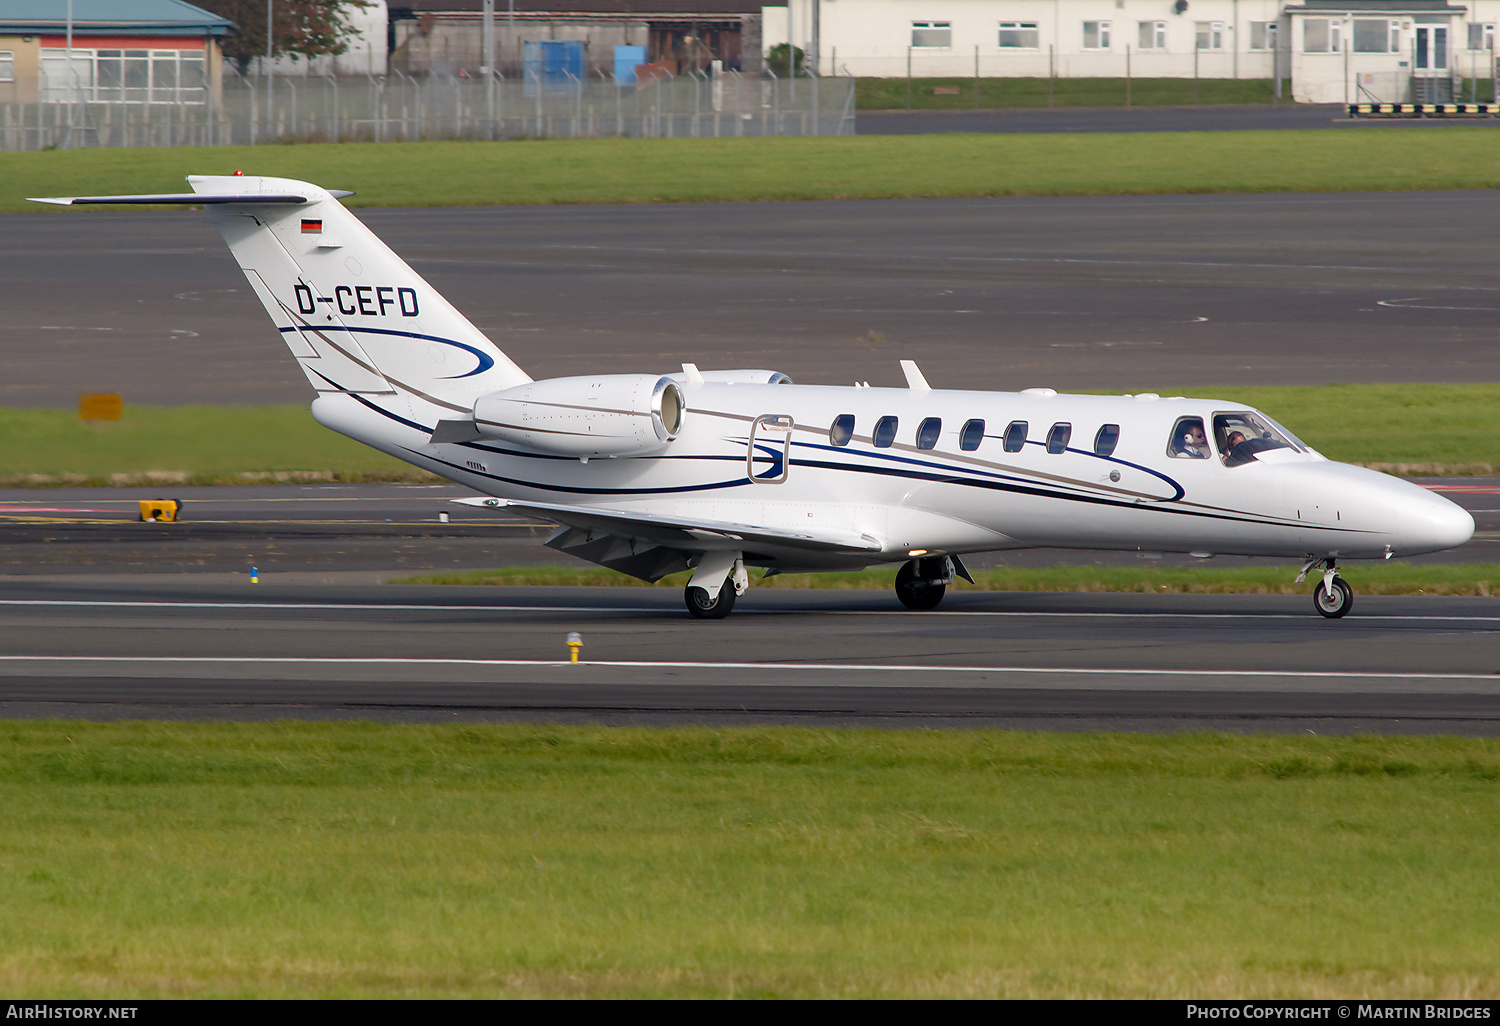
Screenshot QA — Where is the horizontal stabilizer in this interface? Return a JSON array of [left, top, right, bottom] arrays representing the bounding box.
[[28, 190, 353, 206], [454, 497, 882, 554]]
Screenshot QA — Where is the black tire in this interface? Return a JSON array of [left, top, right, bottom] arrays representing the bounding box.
[[894, 560, 947, 611], [685, 580, 736, 619], [1313, 576, 1353, 619]]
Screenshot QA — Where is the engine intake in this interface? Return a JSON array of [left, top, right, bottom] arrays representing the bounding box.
[[471, 374, 684, 458]]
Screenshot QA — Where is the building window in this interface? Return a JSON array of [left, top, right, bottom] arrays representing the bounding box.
[[959, 419, 985, 452], [0, 51, 13, 83], [1469, 23, 1494, 50], [1138, 21, 1167, 51], [1195, 22, 1225, 51], [999, 22, 1040, 49], [1249, 22, 1279, 51], [912, 22, 952, 49], [1083, 21, 1111, 50], [40, 48, 207, 104], [1354, 19, 1400, 53], [1303, 19, 1342, 54]]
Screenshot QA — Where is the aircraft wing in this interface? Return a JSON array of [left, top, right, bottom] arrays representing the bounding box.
[[455, 497, 882, 552], [453, 497, 882, 581]]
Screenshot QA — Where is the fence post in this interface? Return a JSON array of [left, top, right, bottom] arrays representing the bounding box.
[[974, 44, 980, 108], [1126, 44, 1132, 108], [1048, 44, 1054, 107], [768, 65, 779, 136], [810, 67, 819, 135], [1194, 43, 1200, 104], [905, 46, 911, 109]]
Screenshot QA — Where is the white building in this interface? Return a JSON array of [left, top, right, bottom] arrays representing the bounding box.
[[762, 0, 1494, 103]]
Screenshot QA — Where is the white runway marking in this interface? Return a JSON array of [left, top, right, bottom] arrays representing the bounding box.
[[1, 598, 1498, 623], [0, 654, 1495, 678]]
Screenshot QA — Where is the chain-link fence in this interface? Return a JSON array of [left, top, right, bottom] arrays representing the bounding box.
[[0, 68, 856, 151]]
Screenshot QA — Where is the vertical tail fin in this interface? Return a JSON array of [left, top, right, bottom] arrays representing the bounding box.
[[188, 175, 531, 401]]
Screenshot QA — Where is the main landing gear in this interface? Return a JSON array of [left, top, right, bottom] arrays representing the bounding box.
[[1298, 556, 1353, 619], [684, 553, 749, 620], [894, 555, 972, 611]]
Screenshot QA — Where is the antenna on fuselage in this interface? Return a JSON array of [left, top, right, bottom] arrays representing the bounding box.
[[899, 360, 931, 390]]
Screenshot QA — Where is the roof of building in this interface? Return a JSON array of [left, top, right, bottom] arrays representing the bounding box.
[[0, 0, 234, 36], [1282, 1, 1468, 12], [389, 1, 764, 17]]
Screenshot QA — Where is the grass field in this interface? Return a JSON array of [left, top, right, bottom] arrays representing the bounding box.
[[2, 722, 1497, 998], [5, 130, 1500, 213], [0, 405, 426, 485], [1, 384, 1494, 486]]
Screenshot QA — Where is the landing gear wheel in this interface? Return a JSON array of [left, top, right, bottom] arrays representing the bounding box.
[[1313, 576, 1353, 619], [685, 579, 737, 619], [894, 560, 947, 611]]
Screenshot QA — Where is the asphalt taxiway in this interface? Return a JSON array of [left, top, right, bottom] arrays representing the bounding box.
[[1, 579, 1498, 733], [8, 192, 1500, 405]]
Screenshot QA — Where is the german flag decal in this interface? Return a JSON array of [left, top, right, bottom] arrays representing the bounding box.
[[301, 218, 322, 234]]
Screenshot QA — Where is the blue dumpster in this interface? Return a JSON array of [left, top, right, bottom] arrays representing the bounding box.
[[523, 40, 585, 97]]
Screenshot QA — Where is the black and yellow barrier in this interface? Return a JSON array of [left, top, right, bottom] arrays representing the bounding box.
[[1349, 102, 1500, 118], [138, 500, 183, 522]]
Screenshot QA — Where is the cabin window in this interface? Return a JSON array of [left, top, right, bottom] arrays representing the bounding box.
[[873, 415, 899, 449], [1003, 421, 1028, 452], [1168, 416, 1210, 459], [1094, 424, 1120, 456], [960, 419, 985, 451], [830, 414, 855, 447], [1046, 423, 1072, 454], [1213, 411, 1303, 467], [916, 417, 942, 450]]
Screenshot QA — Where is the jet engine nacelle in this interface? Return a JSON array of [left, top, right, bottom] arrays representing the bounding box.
[[472, 374, 685, 458]]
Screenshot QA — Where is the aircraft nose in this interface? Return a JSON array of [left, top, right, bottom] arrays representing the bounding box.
[[1401, 490, 1475, 554]]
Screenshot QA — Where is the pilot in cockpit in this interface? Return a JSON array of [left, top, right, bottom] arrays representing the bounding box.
[[1221, 430, 1247, 464], [1169, 418, 1210, 459]]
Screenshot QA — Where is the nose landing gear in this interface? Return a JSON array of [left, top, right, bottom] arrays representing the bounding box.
[[1298, 556, 1353, 619]]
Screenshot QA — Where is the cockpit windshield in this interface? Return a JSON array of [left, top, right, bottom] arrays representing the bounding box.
[[1214, 411, 1305, 467]]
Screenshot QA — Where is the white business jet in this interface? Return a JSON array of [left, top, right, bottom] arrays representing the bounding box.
[[32, 175, 1475, 619]]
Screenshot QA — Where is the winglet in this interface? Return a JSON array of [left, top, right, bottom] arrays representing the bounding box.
[[900, 360, 931, 390]]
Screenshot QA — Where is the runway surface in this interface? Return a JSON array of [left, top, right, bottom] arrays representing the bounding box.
[[3, 195, 1497, 731], [1, 579, 1498, 733], [6, 192, 1500, 406], [0, 481, 1493, 733]]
